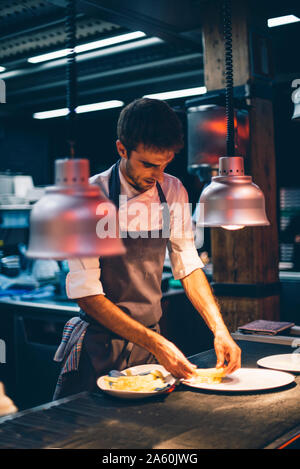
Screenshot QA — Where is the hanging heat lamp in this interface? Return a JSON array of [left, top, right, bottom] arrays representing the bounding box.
[[199, 0, 270, 230], [27, 0, 125, 259]]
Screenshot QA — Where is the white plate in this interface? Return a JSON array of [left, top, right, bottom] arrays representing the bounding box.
[[257, 354, 300, 373], [97, 364, 177, 399], [181, 368, 295, 392]]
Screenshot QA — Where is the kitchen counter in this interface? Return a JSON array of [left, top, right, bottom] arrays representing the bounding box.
[[0, 295, 80, 313], [0, 340, 299, 449], [0, 286, 214, 411], [0, 286, 184, 313]]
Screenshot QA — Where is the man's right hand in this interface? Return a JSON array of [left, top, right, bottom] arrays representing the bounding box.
[[153, 336, 197, 379]]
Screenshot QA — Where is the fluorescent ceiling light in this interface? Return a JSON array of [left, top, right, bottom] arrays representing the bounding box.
[[268, 15, 300, 27], [33, 100, 124, 119], [76, 100, 124, 113], [28, 49, 70, 63], [0, 37, 162, 81], [33, 108, 69, 119], [28, 31, 146, 64], [0, 66, 6, 73], [76, 31, 146, 53], [144, 86, 207, 100]]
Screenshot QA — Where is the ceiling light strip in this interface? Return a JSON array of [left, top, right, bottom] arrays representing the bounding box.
[[33, 99, 124, 119], [28, 31, 146, 63], [143, 86, 207, 100], [0, 37, 163, 81], [267, 15, 300, 27]]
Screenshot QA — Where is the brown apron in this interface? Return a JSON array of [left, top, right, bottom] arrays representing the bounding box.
[[54, 159, 170, 398]]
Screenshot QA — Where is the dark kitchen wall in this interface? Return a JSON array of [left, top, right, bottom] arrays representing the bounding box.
[[0, 117, 50, 186], [0, 109, 121, 187], [0, 104, 200, 206]]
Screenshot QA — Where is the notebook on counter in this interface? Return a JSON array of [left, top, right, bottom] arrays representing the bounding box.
[[238, 320, 295, 336]]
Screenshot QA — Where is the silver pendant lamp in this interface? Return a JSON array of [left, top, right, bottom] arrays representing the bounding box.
[[199, 0, 270, 230], [27, 0, 125, 259]]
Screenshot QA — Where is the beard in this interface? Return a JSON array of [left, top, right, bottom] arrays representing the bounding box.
[[124, 159, 151, 192]]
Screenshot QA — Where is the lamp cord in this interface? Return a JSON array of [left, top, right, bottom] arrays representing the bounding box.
[[66, 0, 77, 158], [222, 0, 235, 156]]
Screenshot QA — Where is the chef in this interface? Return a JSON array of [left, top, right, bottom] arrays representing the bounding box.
[[53, 98, 241, 400]]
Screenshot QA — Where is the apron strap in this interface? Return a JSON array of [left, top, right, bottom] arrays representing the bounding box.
[[156, 181, 170, 236], [109, 159, 121, 209], [156, 180, 166, 204]]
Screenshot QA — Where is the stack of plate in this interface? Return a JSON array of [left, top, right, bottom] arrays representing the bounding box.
[[1, 255, 21, 277]]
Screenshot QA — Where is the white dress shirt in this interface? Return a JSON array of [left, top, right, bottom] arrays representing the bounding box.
[[66, 163, 204, 299]]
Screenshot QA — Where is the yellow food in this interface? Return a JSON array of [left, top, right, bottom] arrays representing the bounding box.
[[191, 367, 226, 384], [104, 369, 167, 392]]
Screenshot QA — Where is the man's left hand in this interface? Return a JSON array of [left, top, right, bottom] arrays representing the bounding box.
[[214, 328, 241, 375]]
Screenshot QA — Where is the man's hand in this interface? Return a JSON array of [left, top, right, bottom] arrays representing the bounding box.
[[153, 336, 197, 379], [214, 327, 241, 374], [180, 269, 241, 375]]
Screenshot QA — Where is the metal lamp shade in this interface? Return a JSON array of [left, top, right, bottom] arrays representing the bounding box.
[[199, 157, 270, 228], [27, 159, 126, 259]]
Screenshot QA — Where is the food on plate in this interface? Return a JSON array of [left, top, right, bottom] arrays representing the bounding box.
[[104, 369, 168, 392], [189, 367, 227, 384]]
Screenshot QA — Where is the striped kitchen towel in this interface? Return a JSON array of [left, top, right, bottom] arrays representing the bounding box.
[[53, 317, 89, 398]]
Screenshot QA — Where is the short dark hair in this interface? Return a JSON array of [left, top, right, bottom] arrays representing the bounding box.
[[117, 98, 184, 155]]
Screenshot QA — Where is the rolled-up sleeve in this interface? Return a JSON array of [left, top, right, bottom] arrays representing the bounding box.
[[167, 180, 204, 280], [66, 257, 105, 299]]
